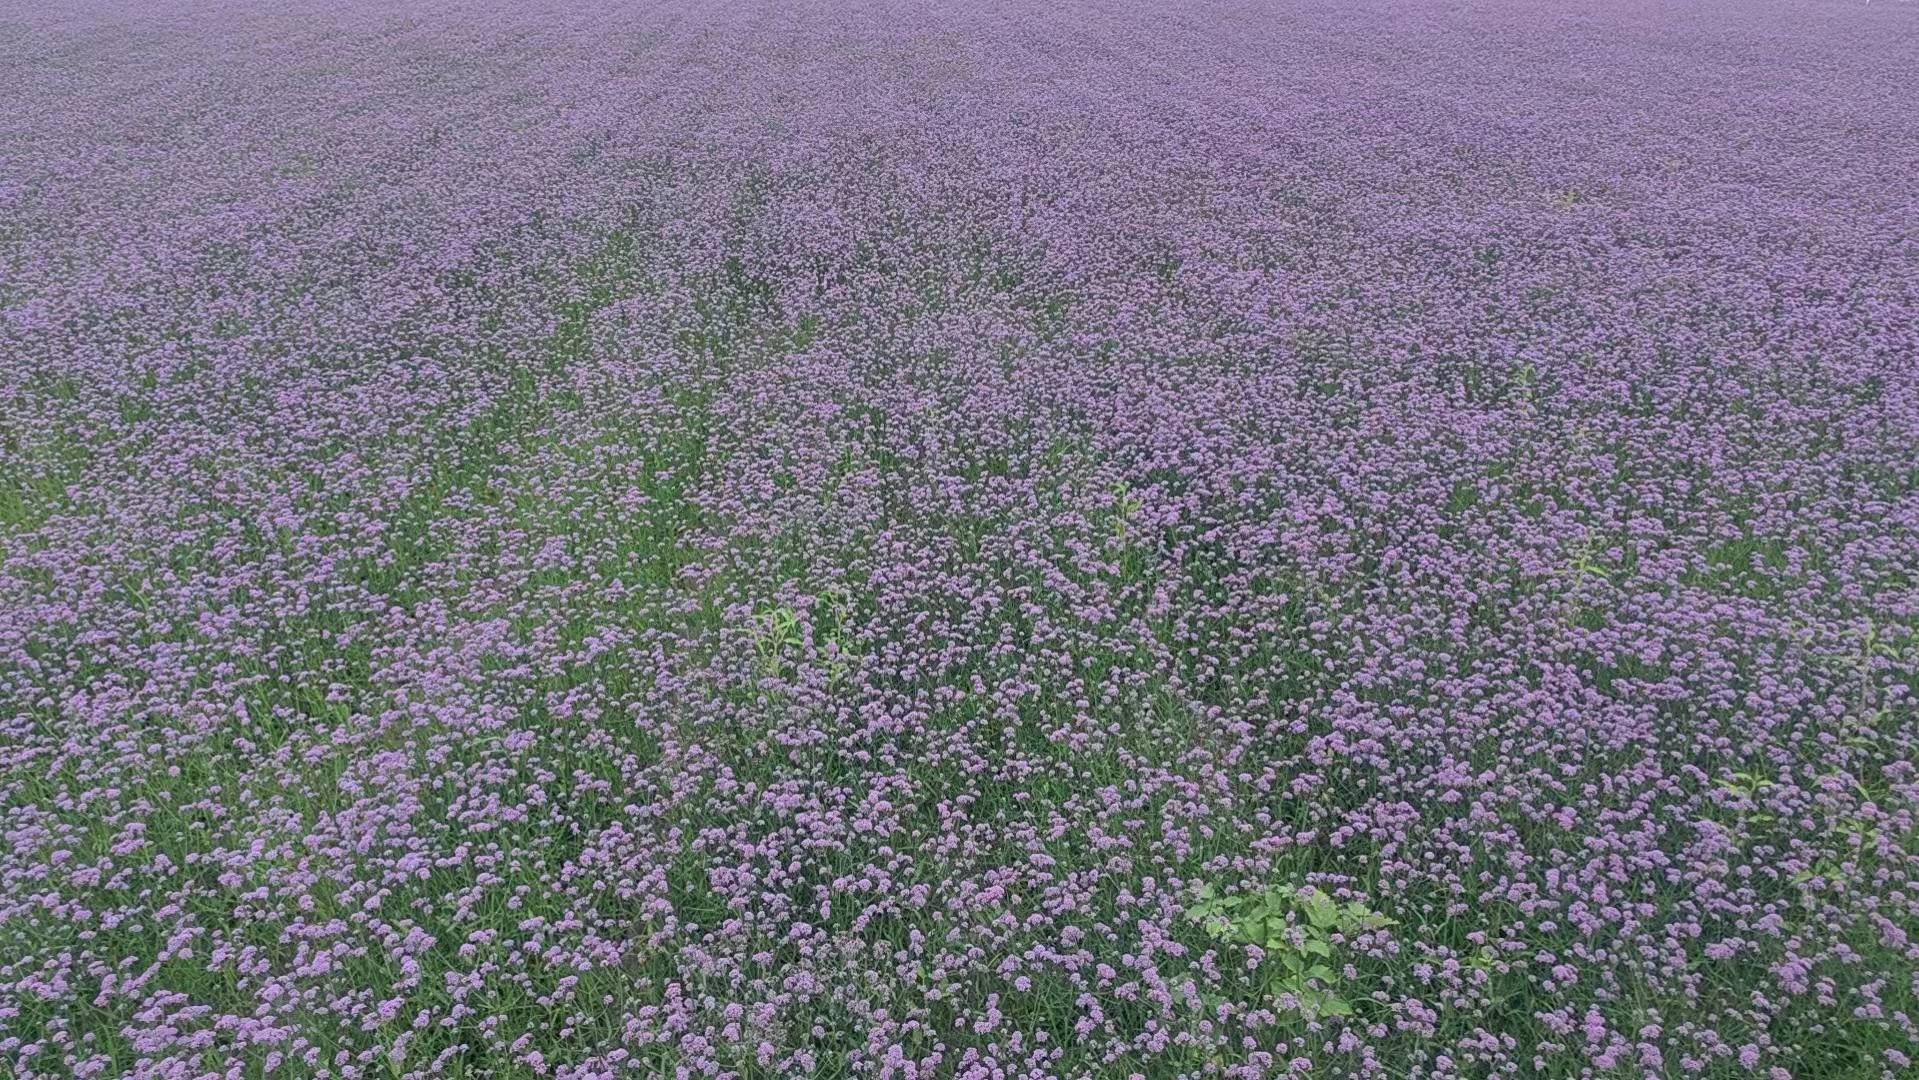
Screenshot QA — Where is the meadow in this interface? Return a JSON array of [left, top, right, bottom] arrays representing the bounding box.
[[2, 1, 1917, 1077]]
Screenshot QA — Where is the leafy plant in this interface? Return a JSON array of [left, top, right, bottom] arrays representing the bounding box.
[[1108, 481, 1144, 548], [817, 585, 860, 687], [1714, 769, 1778, 828], [752, 603, 803, 676], [1185, 883, 1394, 1020]]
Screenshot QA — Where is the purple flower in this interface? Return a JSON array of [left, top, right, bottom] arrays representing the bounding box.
[[0, 1, 1912, 1077]]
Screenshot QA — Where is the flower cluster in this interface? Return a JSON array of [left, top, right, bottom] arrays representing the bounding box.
[[2, 1, 1916, 1078]]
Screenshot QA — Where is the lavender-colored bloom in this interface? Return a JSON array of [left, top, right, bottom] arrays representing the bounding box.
[[1, 0, 1916, 1077]]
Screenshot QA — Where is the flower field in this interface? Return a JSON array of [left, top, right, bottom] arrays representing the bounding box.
[[2, 1, 1917, 1077]]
